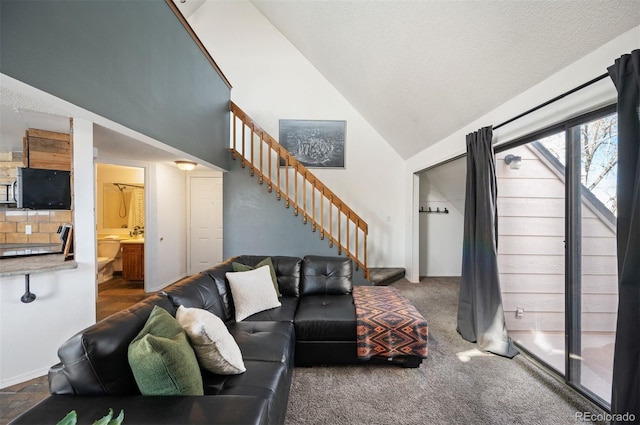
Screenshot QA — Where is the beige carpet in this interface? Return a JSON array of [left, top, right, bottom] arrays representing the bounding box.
[[284, 277, 607, 425]]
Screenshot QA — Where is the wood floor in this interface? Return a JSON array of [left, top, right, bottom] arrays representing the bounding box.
[[0, 276, 146, 424], [96, 275, 147, 322]]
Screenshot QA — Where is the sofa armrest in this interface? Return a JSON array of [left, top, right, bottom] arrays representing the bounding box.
[[51, 293, 176, 396], [49, 362, 73, 395], [10, 395, 269, 425]]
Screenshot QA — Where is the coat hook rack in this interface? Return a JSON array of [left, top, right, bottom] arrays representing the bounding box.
[[419, 206, 449, 214]]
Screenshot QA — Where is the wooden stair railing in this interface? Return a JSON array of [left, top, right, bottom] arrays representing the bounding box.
[[230, 102, 369, 279]]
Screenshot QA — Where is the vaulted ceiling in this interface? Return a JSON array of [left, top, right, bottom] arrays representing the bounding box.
[[247, 1, 639, 159], [3, 1, 638, 164]]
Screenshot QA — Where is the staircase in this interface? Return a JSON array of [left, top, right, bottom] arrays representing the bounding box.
[[229, 102, 369, 279]]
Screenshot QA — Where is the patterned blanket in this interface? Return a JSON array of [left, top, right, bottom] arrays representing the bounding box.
[[353, 286, 429, 360]]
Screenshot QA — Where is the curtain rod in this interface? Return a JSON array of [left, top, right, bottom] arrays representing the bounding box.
[[493, 72, 610, 131], [113, 183, 144, 190]]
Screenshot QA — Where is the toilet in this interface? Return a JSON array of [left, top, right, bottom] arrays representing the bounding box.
[[97, 239, 121, 284]]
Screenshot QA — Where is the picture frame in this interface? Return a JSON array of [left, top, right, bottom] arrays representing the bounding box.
[[279, 119, 346, 168]]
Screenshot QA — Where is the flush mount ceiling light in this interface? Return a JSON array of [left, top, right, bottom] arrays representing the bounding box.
[[175, 160, 197, 171], [504, 154, 522, 170]]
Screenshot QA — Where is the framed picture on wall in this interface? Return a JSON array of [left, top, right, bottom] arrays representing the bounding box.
[[279, 119, 346, 168]]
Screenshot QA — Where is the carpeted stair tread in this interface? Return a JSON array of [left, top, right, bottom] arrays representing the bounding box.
[[368, 268, 405, 286]]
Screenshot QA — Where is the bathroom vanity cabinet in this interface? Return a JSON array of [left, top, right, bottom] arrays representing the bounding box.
[[121, 243, 144, 281]]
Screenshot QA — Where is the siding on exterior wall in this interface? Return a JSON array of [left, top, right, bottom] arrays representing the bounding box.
[[496, 144, 618, 333]]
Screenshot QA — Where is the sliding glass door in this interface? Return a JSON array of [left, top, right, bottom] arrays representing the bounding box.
[[497, 131, 567, 375], [497, 106, 618, 407], [577, 112, 618, 402]]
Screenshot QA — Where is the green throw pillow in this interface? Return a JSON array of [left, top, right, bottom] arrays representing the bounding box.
[[232, 257, 281, 297], [128, 305, 204, 396]]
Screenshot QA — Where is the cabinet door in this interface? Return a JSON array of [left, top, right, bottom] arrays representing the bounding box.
[[122, 244, 144, 281]]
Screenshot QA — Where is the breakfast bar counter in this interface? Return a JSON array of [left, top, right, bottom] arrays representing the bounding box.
[[0, 253, 77, 277], [1, 252, 78, 304]]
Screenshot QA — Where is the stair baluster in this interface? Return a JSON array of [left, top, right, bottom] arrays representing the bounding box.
[[229, 102, 368, 279]]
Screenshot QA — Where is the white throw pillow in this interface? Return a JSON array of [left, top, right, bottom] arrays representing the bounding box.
[[226, 265, 282, 322], [176, 305, 246, 375]]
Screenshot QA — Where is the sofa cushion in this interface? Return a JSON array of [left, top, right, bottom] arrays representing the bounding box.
[[10, 395, 270, 425], [176, 306, 246, 375], [202, 360, 291, 425], [237, 255, 302, 297], [228, 321, 295, 366], [294, 295, 357, 341], [203, 257, 240, 323], [128, 306, 203, 396], [226, 266, 282, 322], [241, 296, 298, 322], [165, 273, 226, 319], [300, 255, 353, 296], [233, 257, 281, 297]]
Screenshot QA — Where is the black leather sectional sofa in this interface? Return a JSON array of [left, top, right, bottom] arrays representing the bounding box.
[[11, 255, 422, 425]]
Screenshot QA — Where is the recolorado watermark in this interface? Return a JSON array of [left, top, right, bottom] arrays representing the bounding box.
[[575, 411, 636, 422]]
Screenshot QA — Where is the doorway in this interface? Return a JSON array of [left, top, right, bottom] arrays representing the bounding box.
[[95, 163, 146, 319], [417, 157, 466, 278], [496, 106, 619, 406]]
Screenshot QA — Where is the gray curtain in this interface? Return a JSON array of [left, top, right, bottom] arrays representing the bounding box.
[[457, 126, 518, 358], [608, 49, 639, 423]]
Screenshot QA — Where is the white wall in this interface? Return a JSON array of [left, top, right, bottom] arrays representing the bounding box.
[[189, 1, 406, 267], [418, 175, 464, 276], [0, 118, 96, 388], [405, 25, 640, 282]]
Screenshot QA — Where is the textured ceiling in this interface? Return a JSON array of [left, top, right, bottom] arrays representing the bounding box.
[[250, 0, 640, 159]]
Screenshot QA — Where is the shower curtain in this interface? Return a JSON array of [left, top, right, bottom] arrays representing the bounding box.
[[128, 188, 145, 230]]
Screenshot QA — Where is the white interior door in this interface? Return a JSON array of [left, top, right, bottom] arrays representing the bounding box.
[[189, 175, 223, 274]]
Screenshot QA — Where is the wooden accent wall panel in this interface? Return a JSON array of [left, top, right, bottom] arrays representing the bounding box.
[[24, 129, 71, 171]]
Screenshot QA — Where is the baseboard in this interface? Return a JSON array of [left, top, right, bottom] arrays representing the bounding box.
[[0, 366, 50, 390]]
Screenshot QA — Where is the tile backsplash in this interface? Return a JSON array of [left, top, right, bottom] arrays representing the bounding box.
[[0, 210, 72, 244]]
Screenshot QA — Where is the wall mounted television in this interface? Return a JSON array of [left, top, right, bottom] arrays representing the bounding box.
[[16, 167, 71, 210]]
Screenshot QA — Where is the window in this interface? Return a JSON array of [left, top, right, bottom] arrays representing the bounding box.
[[497, 106, 618, 408]]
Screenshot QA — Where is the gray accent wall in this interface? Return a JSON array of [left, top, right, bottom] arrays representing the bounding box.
[[223, 159, 368, 285], [1, 0, 230, 170]]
